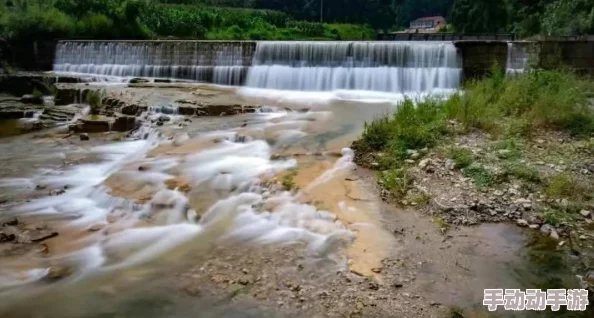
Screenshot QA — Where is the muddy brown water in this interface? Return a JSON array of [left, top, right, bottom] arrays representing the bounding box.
[[0, 87, 591, 317]]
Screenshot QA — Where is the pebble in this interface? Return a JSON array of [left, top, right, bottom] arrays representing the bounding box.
[[516, 219, 529, 227], [550, 230, 560, 240], [529, 224, 540, 229], [418, 159, 431, 170], [540, 224, 553, 235], [580, 210, 591, 217], [79, 133, 89, 141]]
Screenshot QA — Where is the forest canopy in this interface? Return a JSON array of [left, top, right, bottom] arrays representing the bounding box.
[[0, 0, 592, 42]]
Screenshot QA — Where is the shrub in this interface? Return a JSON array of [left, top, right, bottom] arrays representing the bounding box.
[[85, 90, 102, 115], [462, 164, 495, 188], [449, 147, 473, 169], [380, 168, 414, 199], [503, 162, 541, 183], [545, 174, 590, 201]]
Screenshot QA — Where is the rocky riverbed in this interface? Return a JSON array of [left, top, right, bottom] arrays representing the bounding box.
[[0, 79, 592, 317]]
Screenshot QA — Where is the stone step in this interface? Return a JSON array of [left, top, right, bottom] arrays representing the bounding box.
[[39, 114, 70, 122]]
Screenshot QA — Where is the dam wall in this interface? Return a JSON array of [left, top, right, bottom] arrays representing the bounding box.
[[2, 39, 594, 85]]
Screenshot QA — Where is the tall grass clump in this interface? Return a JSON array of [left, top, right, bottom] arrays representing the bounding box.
[[444, 67, 594, 137], [357, 98, 447, 168]]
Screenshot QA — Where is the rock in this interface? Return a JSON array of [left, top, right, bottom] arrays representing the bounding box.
[[138, 164, 151, 171], [516, 219, 529, 227], [80, 116, 113, 133], [404, 159, 415, 164], [21, 94, 43, 105], [371, 268, 382, 274], [120, 104, 147, 116], [156, 121, 164, 126], [371, 162, 379, 167], [112, 116, 136, 132], [178, 106, 196, 116], [445, 159, 456, 170], [550, 229, 560, 240], [540, 224, 553, 235], [580, 210, 591, 217], [579, 235, 588, 240], [88, 224, 105, 231], [129, 78, 150, 84], [393, 282, 403, 288], [2, 218, 18, 226], [158, 115, 171, 122], [30, 231, 59, 242], [418, 159, 431, 170], [46, 266, 72, 280], [79, 133, 89, 141], [529, 224, 540, 229]]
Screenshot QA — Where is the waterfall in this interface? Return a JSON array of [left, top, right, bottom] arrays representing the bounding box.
[[506, 42, 530, 77], [53, 41, 248, 85], [53, 40, 462, 92], [245, 41, 461, 93]]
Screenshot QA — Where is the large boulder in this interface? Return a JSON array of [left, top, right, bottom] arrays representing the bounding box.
[[79, 116, 114, 133], [112, 115, 137, 132]]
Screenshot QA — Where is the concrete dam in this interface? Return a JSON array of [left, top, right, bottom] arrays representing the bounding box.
[[46, 39, 594, 92]]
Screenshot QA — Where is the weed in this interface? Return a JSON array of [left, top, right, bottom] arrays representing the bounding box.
[[432, 216, 450, 234], [408, 191, 432, 206], [281, 170, 298, 191], [493, 138, 522, 160], [503, 162, 541, 183], [85, 90, 102, 115], [545, 174, 584, 200], [360, 98, 447, 168], [449, 147, 473, 169], [539, 208, 568, 226], [380, 168, 414, 199], [463, 164, 495, 188]]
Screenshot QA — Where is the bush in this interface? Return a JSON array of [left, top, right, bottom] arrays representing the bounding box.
[[545, 174, 591, 201], [503, 162, 541, 183], [449, 147, 473, 169], [85, 90, 102, 115], [462, 164, 495, 188], [380, 168, 414, 199]]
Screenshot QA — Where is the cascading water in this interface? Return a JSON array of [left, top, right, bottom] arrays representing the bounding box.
[[506, 42, 530, 77], [245, 41, 462, 93], [53, 41, 248, 85], [53, 40, 462, 93]]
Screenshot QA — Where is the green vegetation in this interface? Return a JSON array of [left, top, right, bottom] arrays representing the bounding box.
[[354, 69, 593, 203], [462, 164, 494, 188], [85, 90, 102, 115], [503, 162, 541, 183], [432, 216, 450, 234], [380, 168, 414, 200], [281, 170, 298, 191], [545, 174, 591, 202], [0, 0, 373, 42], [449, 147, 473, 169], [451, 0, 594, 36]]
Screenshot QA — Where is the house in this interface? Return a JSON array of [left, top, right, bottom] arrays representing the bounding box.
[[408, 16, 447, 33]]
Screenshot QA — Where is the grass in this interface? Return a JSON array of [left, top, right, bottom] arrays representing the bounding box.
[[540, 208, 569, 226], [449, 147, 473, 169], [281, 170, 298, 191], [462, 164, 495, 188], [432, 216, 450, 234], [493, 138, 522, 160], [545, 174, 591, 201], [380, 168, 414, 200], [85, 90, 102, 115], [503, 162, 541, 183], [407, 191, 432, 206], [354, 98, 447, 169]]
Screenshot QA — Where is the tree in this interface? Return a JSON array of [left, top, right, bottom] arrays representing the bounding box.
[[450, 0, 507, 33]]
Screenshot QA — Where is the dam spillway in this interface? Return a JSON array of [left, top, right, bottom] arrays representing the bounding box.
[[53, 40, 463, 93]]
